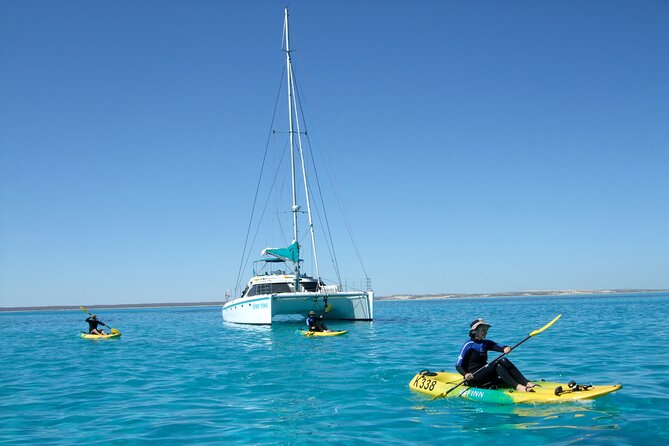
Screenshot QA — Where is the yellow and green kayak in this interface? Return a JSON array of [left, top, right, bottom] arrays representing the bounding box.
[[299, 330, 347, 337], [409, 370, 621, 404], [80, 328, 121, 340]]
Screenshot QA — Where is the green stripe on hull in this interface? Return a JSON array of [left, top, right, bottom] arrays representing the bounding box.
[[460, 387, 516, 404]]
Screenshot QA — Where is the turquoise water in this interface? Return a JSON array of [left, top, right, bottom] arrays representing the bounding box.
[[1, 292, 668, 445]]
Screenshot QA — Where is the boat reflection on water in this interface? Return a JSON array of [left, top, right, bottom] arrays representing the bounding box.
[[414, 398, 621, 433], [222, 320, 274, 350]]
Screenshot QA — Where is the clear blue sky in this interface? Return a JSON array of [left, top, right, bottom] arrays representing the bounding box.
[[1, 0, 668, 307]]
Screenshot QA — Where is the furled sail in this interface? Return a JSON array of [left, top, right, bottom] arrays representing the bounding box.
[[261, 241, 299, 263]]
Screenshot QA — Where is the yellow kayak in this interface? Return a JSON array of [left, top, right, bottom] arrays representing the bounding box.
[[299, 330, 347, 337], [409, 370, 621, 404], [80, 328, 121, 340]]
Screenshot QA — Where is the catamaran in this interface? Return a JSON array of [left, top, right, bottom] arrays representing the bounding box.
[[222, 8, 374, 325]]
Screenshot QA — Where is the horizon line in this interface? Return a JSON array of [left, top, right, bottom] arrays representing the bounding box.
[[2, 288, 668, 312]]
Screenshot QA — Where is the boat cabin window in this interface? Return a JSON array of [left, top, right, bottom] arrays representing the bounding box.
[[301, 281, 319, 292], [246, 282, 292, 296]]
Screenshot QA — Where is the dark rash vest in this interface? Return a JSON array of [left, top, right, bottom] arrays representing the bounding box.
[[455, 339, 506, 376]]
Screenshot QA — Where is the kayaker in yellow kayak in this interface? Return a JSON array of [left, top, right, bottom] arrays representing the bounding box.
[[455, 318, 537, 392], [306, 310, 330, 332], [85, 314, 108, 336]]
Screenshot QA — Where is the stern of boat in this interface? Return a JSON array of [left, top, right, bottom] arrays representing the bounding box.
[[322, 291, 373, 321]]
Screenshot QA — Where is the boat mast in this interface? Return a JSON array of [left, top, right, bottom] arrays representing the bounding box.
[[284, 7, 323, 290], [284, 7, 301, 291], [291, 77, 322, 285]]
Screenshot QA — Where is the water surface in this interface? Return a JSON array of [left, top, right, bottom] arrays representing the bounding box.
[[1, 292, 667, 445]]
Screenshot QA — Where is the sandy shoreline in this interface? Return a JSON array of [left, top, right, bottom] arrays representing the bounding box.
[[377, 289, 669, 301], [1, 289, 667, 312]]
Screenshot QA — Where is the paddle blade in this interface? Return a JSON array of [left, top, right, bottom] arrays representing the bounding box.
[[529, 314, 561, 337], [80, 306, 92, 315], [325, 304, 333, 313]]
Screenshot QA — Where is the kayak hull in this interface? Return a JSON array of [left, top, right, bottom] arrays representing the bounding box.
[[299, 330, 347, 337], [80, 329, 121, 340], [409, 370, 621, 404]]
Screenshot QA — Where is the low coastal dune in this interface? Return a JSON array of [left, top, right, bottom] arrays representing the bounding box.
[[2, 289, 667, 311]]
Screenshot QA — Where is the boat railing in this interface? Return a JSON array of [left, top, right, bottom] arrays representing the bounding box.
[[323, 278, 372, 293]]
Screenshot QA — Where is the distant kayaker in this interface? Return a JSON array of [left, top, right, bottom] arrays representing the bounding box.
[[306, 310, 329, 332], [455, 318, 537, 392], [85, 315, 107, 335]]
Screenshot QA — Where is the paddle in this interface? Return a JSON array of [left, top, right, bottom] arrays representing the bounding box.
[[321, 304, 334, 330], [79, 306, 112, 331], [439, 314, 562, 398]]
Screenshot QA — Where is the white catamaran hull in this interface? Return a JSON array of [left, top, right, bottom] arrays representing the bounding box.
[[221, 291, 374, 325]]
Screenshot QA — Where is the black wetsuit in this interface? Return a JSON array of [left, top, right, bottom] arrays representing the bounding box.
[[86, 317, 105, 334], [306, 316, 326, 332], [455, 338, 530, 389]]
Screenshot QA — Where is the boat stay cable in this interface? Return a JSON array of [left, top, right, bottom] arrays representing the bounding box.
[[234, 68, 286, 296], [292, 61, 367, 285]]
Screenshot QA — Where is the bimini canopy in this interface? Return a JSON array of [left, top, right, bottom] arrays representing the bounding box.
[[261, 241, 299, 263]]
